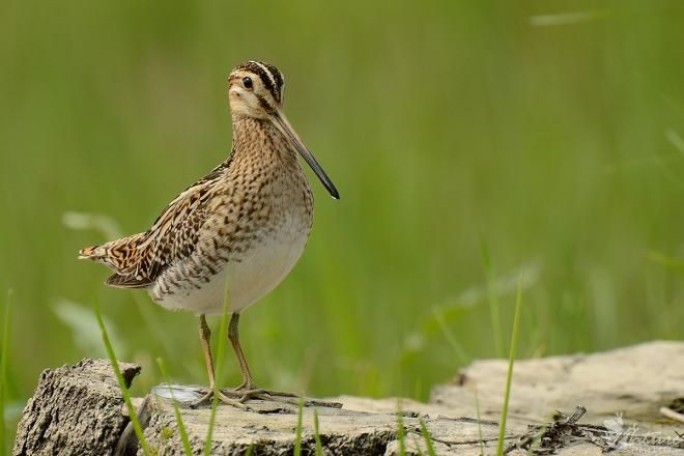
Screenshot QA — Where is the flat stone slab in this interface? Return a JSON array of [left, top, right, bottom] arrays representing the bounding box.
[[434, 340, 684, 429], [135, 392, 505, 455], [13, 341, 684, 455]]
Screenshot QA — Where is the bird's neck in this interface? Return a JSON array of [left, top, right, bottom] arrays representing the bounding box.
[[227, 115, 312, 207], [230, 116, 297, 167]]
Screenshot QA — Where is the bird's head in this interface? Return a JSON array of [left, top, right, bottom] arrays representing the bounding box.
[[228, 60, 284, 120], [228, 61, 339, 199]]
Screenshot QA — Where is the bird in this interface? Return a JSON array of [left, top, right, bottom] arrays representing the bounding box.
[[78, 60, 339, 406]]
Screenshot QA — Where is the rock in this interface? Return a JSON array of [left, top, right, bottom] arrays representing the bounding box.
[[434, 340, 684, 429], [13, 359, 140, 456], [12, 342, 684, 455]]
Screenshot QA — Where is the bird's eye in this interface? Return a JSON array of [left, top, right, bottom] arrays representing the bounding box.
[[242, 77, 253, 89]]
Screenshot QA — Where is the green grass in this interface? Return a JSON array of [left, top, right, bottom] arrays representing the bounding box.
[[95, 302, 152, 456], [0, 290, 12, 454], [496, 275, 525, 456], [313, 408, 323, 456], [294, 400, 304, 456], [2, 0, 684, 446], [156, 358, 192, 456], [204, 297, 231, 456], [474, 390, 485, 456], [418, 418, 437, 456], [396, 402, 406, 455]]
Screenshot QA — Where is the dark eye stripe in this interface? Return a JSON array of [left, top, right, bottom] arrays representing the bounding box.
[[238, 61, 283, 103], [256, 94, 275, 113]]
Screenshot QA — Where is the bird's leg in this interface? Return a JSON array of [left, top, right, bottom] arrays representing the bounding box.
[[191, 314, 245, 408], [226, 313, 321, 405], [211, 313, 341, 408], [228, 312, 258, 391], [199, 314, 217, 387]]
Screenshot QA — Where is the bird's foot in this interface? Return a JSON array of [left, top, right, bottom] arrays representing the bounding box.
[[235, 388, 298, 404], [226, 385, 342, 408], [190, 388, 249, 409]]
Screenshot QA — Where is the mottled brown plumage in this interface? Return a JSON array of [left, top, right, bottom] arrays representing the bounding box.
[[79, 60, 339, 405]]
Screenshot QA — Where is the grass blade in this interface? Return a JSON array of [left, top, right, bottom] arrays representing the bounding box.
[[418, 417, 436, 456], [496, 274, 524, 456], [294, 399, 304, 455], [95, 302, 151, 456], [204, 295, 231, 456], [396, 401, 406, 456], [313, 407, 323, 455], [0, 290, 12, 454], [431, 307, 469, 366], [156, 358, 193, 456], [204, 269, 235, 456], [474, 387, 485, 455]]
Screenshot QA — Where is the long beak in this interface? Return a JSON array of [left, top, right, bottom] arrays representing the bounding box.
[[270, 108, 340, 199]]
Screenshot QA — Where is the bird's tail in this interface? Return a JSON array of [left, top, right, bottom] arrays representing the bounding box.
[[78, 244, 107, 260], [78, 233, 147, 272]]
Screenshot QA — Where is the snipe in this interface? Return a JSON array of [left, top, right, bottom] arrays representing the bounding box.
[[79, 60, 339, 406]]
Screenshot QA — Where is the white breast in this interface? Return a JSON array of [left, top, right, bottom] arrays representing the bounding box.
[[225, 227, 308, 313], [151, 213, 310, 316]]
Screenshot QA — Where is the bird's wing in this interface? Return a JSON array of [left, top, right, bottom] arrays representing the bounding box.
[[80, 159, 232, 288]]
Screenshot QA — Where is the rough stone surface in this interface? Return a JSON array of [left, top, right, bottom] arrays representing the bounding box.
[[136, 395, 503, 455], [12, 358, 141, 456], [12, 342, 684, 455], [433, 340, 684, 429]]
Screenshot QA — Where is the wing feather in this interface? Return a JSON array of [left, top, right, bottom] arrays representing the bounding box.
[[79, 158, 232, 288]]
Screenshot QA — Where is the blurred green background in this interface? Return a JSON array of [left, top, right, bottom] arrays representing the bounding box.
[[2, 0, 684, 447]]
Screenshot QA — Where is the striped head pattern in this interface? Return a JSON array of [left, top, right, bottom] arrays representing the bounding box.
[[228, 60, 285, 119], [227, 60, 340, 199]]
